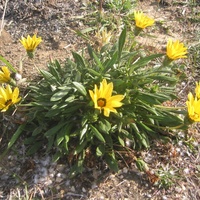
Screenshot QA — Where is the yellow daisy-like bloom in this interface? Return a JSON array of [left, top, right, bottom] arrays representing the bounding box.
[[134, 11, 155, 29], [0, 85, 21, 112], [186, 92, 200, 122], [89, 79, 124, 117], [20, 34, 42, 52], [195, 81, 200, 99], [166, 39, 187, 60], [0, 66, 11, 83], [95, 29, 112, 47]]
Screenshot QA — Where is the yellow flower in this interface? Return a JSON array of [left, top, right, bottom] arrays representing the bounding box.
[[95, 29, 112, 48], [134, 11, 155, 29], [20, 34, 42, 52], [89, 79, 124, 117], [166, 39, 187, 60], [195, 81, 200, 99], [0, 85, 21, 112], [186, 92, 200, 122], [0, 66, 11, 83]]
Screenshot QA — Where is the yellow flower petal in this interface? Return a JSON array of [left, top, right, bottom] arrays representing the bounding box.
[[20, 33, 42, 52], [89, 79, 124, 117], [195, 81, 200, 99], [166, 39, 187, 60], [0, 85, 21, 112], [134, 11, 155, 29], [0, 66, 11, 83], [186, 92, 200, 122]]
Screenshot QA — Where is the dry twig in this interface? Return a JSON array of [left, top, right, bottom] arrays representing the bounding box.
[[0, 0, 9, 36]]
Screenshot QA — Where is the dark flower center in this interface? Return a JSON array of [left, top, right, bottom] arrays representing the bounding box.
[[5, 99, 12, 106], [97, 98, 106, 107]]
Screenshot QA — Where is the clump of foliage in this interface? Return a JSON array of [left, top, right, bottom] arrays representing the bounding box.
[[0, 5, 198, 180], [16, 28, 189, 176]]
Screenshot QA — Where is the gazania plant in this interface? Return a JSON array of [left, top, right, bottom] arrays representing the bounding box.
[[15, 28, 189, 176], [0, 84, 21, 112], [0, 66, 11, 84], [133, 11, 155, 35], [20, 33, 42, 58], [163, 39, 188, 66], [186, 82, 200, 122]]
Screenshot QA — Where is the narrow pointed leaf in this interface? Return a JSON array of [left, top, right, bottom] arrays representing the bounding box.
[[72, 81, 87, 96], [89, 124, 105, 143], [118, 28, 126, 61]]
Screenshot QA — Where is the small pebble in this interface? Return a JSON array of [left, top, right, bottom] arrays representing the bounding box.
[[91, 183, 98, 189], [41, 156, 50, 166], [49, 173, 55, 178], [162, 196, 168, 200], [183, 168, 190, 174], [65, 180, 70, 186], [49, 167, 55, 173], [71, 186, 75, 192], [55, 176, 63, 183], [122, 167, 128, 174], [45, 179, 52, 186], [175, 186, 182, 193], [82, 187, 86, 193], [56, 164, 65, 172]]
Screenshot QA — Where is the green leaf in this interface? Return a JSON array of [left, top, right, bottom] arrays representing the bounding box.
[[103, 51, 118, 73], [72, 81, 87, 96], [0, 55, 17, 72], [147, 111, 184, 128], [50, 89, 71, 101], [8, 124, 26, 149], [80, 124, 88, 140], [44, 122, 66, 137], [87, 68, 101, 77], [139, 132, 150, 148], [40, 69, 58, 85], [149, 75, 177, 83], [54, 59, 62, 72], [96, 144, 105, 157], [104, 134, 113, 147], [24, 136, 37, 145], [56, 125, 71, 146], [74, 140, 88, 155], [92, 51, 104, 71], [87, 44, 94, 59], [89, 124, 105, 143], [72, 52, 86, 69], [136, 158, 149, 172], [45, 108, 62, 117], [98, 119, 111, 134], [130, 123, 149, 148], [49, 64, 61, 81], [65, 95, 75, 103], [27, 141, 43, 155], [130, 54, 164, 72], [47, 135, 55, 152], [105, 152, 119, 172], [118, 135, 125, 147], [76, 30, 91, 42], [137, 121, 155, 135], [138, 92, 171, 105], [52, 151, 62, 162], [32, 126, 44, 136], [70, 151, 85, 177], [118, 28, 126, 61]]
